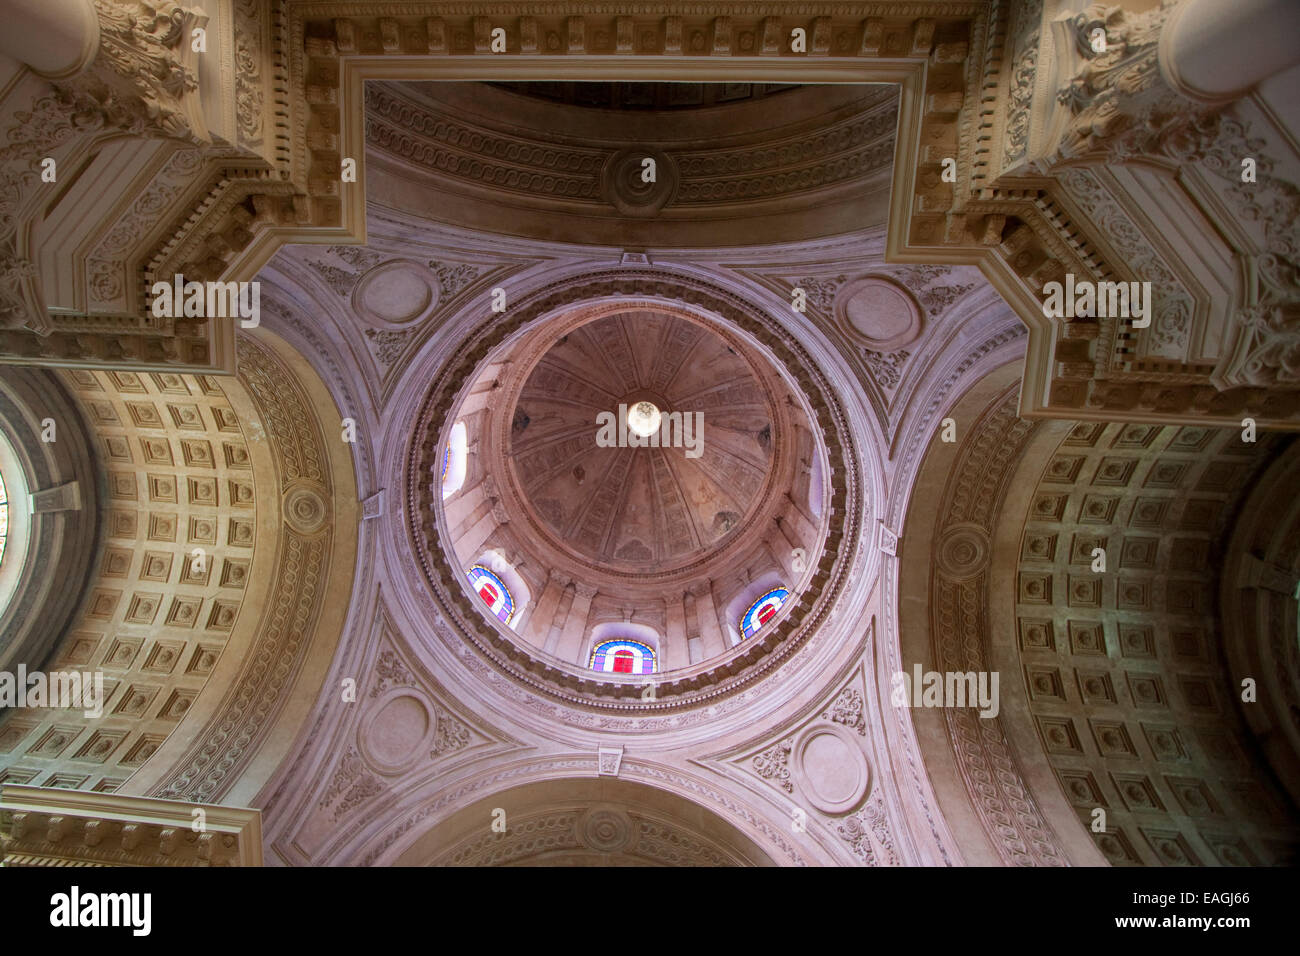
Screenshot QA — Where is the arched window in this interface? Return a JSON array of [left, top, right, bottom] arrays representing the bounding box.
[[442, 421, 468, 500], [740, 587, 789, 640], [590, 639, 656, 675], [0, 468, 8, 568], [467, 565, 514, 624]]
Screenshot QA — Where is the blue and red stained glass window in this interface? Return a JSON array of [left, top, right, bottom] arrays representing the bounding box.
[[590, 639, 656, 675], [467, 565, 514, 624], [740, 587, 788, 639]]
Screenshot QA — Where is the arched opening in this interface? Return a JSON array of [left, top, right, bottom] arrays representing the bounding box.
[[587, 622, 661, 675], [0, 430, 31, 621], [465, 551, 532, 632], [724, 573, 790, 646], [441, 420, 468, 500], [387, 776, 777, 866]]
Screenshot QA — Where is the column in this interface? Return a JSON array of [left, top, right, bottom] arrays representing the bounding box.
[[1162, 0, 1300, 101], [716, 590, 738, 648], [689, 581, 727, 660], [444, 477, 487, 530], [764, 537, 792, 583], [554, 582, 597, 663], [523, 571, 569, 649], [455, 507, 499, 564], [0, 0, 98, 78], [663, 591, 690, 669], [782, 492, 817, 543]]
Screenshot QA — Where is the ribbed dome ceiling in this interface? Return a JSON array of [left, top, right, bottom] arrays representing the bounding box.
[[508, 311, 775, 571]]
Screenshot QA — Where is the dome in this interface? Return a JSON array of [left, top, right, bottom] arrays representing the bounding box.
[[421, 287, 834, 686], [509, 310, 776, 572]]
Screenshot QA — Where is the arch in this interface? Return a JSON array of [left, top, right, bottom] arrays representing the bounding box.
[[896, 362, 1097, 867], [0, 431, 28, 620], [125, 331, 360, 807], [723, 572, 790, 647], [1220, 437, 1300, 811], [466, 551, 532, 632], [740, 588, 790, 640], [587, 622, 660, 675], [467, 565, 515, 625], [389, 776, 777, 867], [440, 420, 468, 500], [590, 640, 657, 676], [898, 357, 1300, 867], [0, 368, 99, 680]]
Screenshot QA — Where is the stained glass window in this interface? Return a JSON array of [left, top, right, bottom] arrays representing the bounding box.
[[467, 565, 514, 624], [0, 469, 7, 568], [740, 587, 788, 639], [590, 639, 656, 675]]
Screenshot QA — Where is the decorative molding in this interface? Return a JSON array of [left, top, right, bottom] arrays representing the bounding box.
[[751, 738, 793, 793], [596, 747, 623, 776], [836, 790, 898, 865], [0, 784, 262, 866], [929, 389, 1067, 866], [823, 685, 867, 736], [147, 336, 334, 802]]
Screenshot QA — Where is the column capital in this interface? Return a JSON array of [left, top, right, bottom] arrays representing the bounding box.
[[62, 0, 212, 142], [686, 579, 714, 600]]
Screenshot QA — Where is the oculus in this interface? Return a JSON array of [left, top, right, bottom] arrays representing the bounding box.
[[626, 401, 661, 439]]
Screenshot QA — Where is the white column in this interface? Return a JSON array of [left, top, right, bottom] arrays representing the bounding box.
[[524, 572, 569, 648], [1161, 0, 1300, 101], [455, 509, 499, 564], [689, 582, 727, 660], [663, 591, 690, 669], [0, 0, 99, 78], [554, 582, 597, 663]]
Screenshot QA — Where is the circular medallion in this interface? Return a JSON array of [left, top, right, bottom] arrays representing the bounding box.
[[601, 148, 677, 216], [936, 523, 991, 580], [576, 808, 636, 852], [834, 276, 922, 351], [791, 723, 870, 814], [352, 260, 439, 329], [360, 689, 437, 775], [283, 483, 329, 535]]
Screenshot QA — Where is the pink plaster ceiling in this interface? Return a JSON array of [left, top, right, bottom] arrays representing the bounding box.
[[509, 311, 774, 570]]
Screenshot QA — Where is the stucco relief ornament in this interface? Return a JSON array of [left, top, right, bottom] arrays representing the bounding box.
[[63, 0, 211, 144], [862, 349, 909, 390], [1235, 305, 1300, 386], [0, 90, 109, 247], [836, 793, 897, 866], [0, 256, 39, 330], [752, 738, 794, 793], [232, 0, 263, 144], [365, 329, 414, 368], [794, 275, 846, 316], [824, 687, 867, 736], [1003, 0, 1045, 165], [1047, 1, 1183, 167], [369, 650, 415, 698]]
